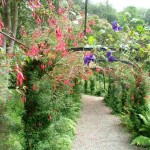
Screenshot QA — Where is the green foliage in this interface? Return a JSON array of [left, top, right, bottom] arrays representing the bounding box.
[[7, 72, 82, 150], [142, 9, 150, 25], [88, 0, 118, 23], [132, 136, 150, 147], [139, 110, 150, 137], [4, 90, 25, 150]]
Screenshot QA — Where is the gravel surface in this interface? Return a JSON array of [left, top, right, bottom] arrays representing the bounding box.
[[72, 95, 144, 150]]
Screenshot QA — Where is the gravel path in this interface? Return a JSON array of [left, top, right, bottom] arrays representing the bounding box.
[[72, 95, 144, 150]]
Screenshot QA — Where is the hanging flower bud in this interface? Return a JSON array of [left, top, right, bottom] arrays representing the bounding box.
[[56, 26, 62, 40]]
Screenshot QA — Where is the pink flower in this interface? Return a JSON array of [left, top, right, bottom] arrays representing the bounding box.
[[62, 51, 69, 57], [68, 26, 72, 33], [49, 1, 55, 10], [96, 67, 101, 73], [70, 35, 76, 40], [48, 18, 57, 26], [32, 12, 41, 25], [0, 34, 4, 46], [36, 16, 41, 25], [58, 7, 63, 15], [56, 26, 62, 40], [29, 0, 41, 10], [40, 64, 46, 70], [55, 41, 67, 52], [8, 52, 14, 59], [91, 20, 95, 26], [74, 42, 78, 47], [86, 27, 92, 34], [27, 45, 40, 56], [0, 20, 4, 29], [78, 32, 84, 38], [63, 79, 70, 85], [48, 61, 53, 66], [16, 71, 25, 86], [40, 42, 46, 49]]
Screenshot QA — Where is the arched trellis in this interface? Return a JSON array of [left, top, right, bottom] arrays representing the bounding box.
[[0, 0, 136, 68], [70, 0, 136, 67]]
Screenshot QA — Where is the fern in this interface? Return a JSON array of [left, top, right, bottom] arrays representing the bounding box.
[[132, 136, 150, 147], [139, 112, 150, 136]]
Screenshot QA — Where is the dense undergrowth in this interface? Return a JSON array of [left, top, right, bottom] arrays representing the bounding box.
[[1, 76, 82, 150]]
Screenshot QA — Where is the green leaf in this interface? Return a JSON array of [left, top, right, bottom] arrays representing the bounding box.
[[132, 136, 150, 147], [136, 25, 144, 32], [88, 36, 96, 45]]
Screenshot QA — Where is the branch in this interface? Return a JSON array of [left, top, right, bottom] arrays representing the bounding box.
[[0, 30, 29, 50]]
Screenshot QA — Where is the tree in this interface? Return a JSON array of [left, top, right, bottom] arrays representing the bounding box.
[[87, 0, 118, 23], [1, 0, 20, 52], [142, 9, 150, 25]]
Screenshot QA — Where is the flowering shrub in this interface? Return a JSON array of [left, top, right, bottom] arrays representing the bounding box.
[[0, 1, 93, 149]]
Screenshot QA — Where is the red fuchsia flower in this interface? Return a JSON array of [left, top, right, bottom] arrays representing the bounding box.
[[49, 1, 55, 10], [62, 51, 69, 57], [87, 70, 93, 76], [55, 41, 67, 52], [32, 12, 36, 18], [48, 60, 53, 66], [63, 79, 70, 85], [39, 42, 46, 49], [78, 32, 84, 39], [16, 72, 24, 86], [96, 67, 101, 73], [86, 27, 92, 34], [8, 52, 15, 59], [36, 16, 41, 25], [0, 35, 4, 46], [29, 0, 41, 10], [56, 26, 62, 40], [16, 67, 25, 86], [40, 64, 46, 70], [0, 20, 4, 29], [70, 35, 76, 40], [58, 7, 63, 15], [82, 75, 88, 80], [48, 18, 57, 26], [57, 76, 62, 82], [68, 26, 72, 33], [32, 30, 42, 39], [91, 20, 95, 26], [27, 45, 40, 57], [74, 42, 78, 48], [32, 12, 41, 25]]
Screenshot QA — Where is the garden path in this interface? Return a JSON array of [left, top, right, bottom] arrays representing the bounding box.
[[72, 95, 144, 150]]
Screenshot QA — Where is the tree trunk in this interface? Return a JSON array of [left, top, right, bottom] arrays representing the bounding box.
[[2, 0, 12, 53], [9, 0, 18, 50]]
